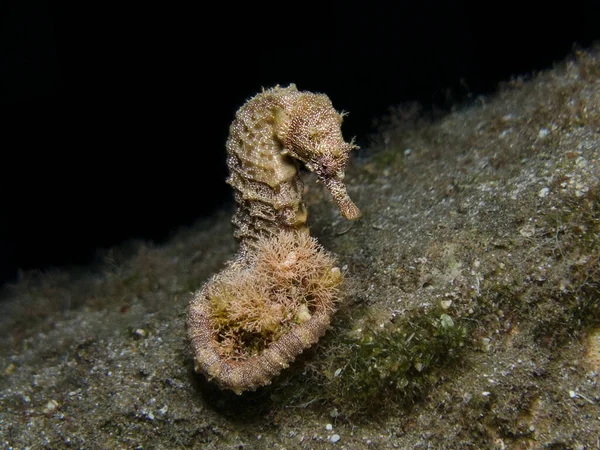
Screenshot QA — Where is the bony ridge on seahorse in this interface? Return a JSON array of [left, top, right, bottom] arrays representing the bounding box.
[[187, 84, 360, 394]]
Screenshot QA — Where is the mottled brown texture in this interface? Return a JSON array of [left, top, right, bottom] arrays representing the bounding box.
[[188, 269, 336, 395], [225, 84, 360, 253], [187, 85, 359, 393]]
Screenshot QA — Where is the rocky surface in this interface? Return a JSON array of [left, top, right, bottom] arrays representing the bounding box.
[[1, 47, 599, 449]]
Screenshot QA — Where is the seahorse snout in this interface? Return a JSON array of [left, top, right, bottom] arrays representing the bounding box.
[[324, 177, 361, 220]]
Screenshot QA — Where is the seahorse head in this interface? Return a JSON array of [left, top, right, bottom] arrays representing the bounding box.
[[276, 89, 361, 220]]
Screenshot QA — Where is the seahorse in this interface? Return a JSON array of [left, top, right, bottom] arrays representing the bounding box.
[[226, 83, 360, 251], [187, 84, 360, 394]]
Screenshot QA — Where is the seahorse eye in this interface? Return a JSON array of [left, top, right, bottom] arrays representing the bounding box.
[[318, 157, 335, 176]]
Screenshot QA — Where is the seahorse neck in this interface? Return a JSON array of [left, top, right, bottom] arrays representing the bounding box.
[[225, 87, 308, 249]]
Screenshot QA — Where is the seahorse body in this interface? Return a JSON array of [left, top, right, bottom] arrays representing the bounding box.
[[226, 84, 360, 252], [188, 84, 360, 394]]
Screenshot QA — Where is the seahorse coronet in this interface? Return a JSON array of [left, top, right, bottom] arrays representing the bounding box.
[[187, 84, 360, 394]]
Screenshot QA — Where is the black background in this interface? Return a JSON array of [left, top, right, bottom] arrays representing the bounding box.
[[1, 0, 599, 287]]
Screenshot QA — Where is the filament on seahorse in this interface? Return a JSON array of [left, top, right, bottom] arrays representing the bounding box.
[[187, 84, 360, 394]]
